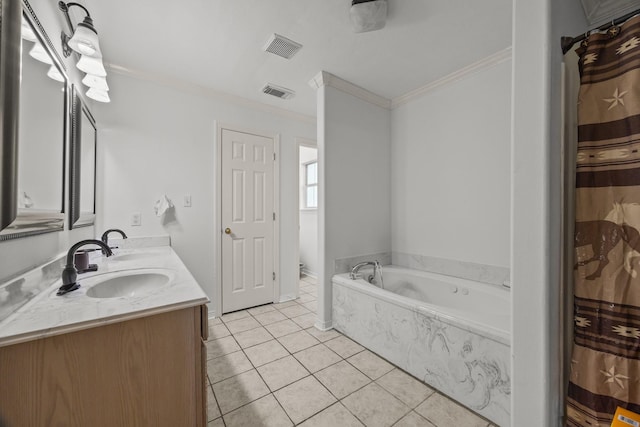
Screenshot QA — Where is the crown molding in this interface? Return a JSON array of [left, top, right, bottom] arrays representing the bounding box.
[[309, 71, 391, 110], [105, 63, 316, 125], [391, 47, 512, 108], [580, 0, 639, 25]]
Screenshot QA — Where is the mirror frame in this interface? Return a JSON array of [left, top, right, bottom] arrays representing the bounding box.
[[0, 0, 68, 241], [69, 85, 96, 229]]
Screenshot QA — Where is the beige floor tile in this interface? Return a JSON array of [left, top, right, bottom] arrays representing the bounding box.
[[207, 417, 224, 427], [212, 369, 270, 414], [208, 323, 231, 341], [301, 276, 317, 285], [274, 376, 337, 424], [265, 319, 302, 338], [305, 288, 318, 297], [207, 350, 253, 383], [221, 310, 251, 322], [210, 317, 222, 325], [244, 339, 289, 367], [347, 350, 394, 380], [207, 385, 221, 421], [247, 304, 276, 316], [300, 286, 316, 294], [223, 394, 293, 427], [393, 411, 436, 427], [206, 335, 240, 359], [304, 327, 341, 343], [299, 402, 364, 427], [341, 383, 410, 427], [315, 360, 371, 399], [254, 310, 287, 326], [257, 355, 310, 391], [298, 293, 316, 303], [279, 304, 311, 318], [233, 326, 273, 348], [325, 335, 364, 358], [291, 313, 317, 329], [274, 300, 299, 309], [376, 369, 434, 408], [294, 343, 343, 373], [278, 330, 320, 353], [302, 301, 318, 313], [225, 316, 261, 334], [415, 393, 488, 427]]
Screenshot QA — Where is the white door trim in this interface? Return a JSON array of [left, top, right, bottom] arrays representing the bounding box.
[[214, 122, 280, 317], [295, 137, 317, 288]]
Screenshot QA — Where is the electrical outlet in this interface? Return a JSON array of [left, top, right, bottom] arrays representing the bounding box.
[[184, 195, 192, 207], [131, 212, 141, 226]]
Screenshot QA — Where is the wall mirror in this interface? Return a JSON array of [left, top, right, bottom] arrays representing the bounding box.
[[69, 87, 96, 229], [0, 0, 68, 241]]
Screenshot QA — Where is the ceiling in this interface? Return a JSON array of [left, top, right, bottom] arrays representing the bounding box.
[[83, 0, 513, 117]]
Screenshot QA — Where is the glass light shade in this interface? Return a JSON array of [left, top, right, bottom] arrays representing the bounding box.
[[76, 55, 107, 77], [67, 23, 102, 57], [29, 43, 53, 65], [82, 74, 109, 91], [86, 87, 110, 103], [47, 65, 65, 82], [21, 21, 37, 42]]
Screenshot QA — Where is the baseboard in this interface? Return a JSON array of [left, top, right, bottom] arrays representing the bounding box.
[[314, 319, 333, 331], [279, 293, 298, 303]]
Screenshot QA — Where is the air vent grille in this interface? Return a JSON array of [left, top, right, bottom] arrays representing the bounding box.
[[262, 84, 295, 100], [263, 33, 302, 59]]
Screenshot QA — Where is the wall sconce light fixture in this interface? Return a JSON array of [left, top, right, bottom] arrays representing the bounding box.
[[58, 2, 110, 103]]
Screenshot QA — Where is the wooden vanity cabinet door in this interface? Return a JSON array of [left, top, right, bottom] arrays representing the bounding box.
[[0, 307, 206, 427]]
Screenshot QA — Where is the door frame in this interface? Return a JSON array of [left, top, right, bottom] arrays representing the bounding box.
[[214, 122, 280, 317], [295, 137, 318, 285]]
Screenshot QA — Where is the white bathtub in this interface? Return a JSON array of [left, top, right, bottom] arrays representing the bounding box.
[[332, 266, 511, 426]]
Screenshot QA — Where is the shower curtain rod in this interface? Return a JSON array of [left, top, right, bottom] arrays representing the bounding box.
[[561, 8, 640, 54]]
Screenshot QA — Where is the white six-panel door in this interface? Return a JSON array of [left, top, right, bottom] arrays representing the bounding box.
[[221, 129, 275, 313]]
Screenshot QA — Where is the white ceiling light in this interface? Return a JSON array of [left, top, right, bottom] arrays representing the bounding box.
[[82, 74, 109, 91], [350, 0, 387, 33], [47, 65, 65, 82], [86, 87, 110, 103], [76, 55, 107, 77], [21, 20, 37, 42], [29, 43, 53, 65]]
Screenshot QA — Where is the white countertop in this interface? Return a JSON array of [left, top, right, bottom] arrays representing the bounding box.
[[0, 245, 209, 347]]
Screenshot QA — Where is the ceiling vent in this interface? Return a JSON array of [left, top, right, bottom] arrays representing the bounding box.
[[263, 33, 302, 59], [262, 84, 295, 100]]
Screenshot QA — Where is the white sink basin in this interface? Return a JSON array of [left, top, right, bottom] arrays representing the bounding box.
[[85, 270, 173, 299], [111, 252, 156, 262]]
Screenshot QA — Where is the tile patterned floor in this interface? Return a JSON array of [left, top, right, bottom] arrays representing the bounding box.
[[206, 276, 496, 427]]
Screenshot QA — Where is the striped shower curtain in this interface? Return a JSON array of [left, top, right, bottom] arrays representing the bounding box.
[[567, 15, 640, 427]]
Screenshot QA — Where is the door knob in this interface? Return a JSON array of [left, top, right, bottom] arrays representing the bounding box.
[[225, 228, 231, 234]]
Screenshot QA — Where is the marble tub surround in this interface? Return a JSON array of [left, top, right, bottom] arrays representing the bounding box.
[[392, 251, 510, 287], [332, 275, 510, 426], [0, 245, 208, 347], [334, 252, 392, 274]]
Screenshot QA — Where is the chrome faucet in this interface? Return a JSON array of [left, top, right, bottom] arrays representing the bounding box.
[[101, 229, 127, 246], [349, 261, 380, 280], [58, 240, 113, 296]]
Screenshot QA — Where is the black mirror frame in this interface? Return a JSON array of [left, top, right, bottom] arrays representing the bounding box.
[[69, 85, 96, 229], [0, 0, 68, 241]]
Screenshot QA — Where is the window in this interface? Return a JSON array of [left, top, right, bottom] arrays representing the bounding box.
[[304, 161, 318, 208]]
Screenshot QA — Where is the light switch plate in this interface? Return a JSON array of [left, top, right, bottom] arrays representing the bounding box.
[[184, 195, 192, 207], [131, 212, 141, 226]]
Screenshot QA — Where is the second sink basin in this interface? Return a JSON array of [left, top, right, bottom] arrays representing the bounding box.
[[86, 269, 173, 299]]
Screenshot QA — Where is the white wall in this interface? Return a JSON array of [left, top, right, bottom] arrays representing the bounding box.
[[316, 83, 391, 328], [511, 0, 587, 425], [391, 59, 512, 269], [299, 146, 318, 276], [0, 1, 95, 282], [94, 71, 315, 315]]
